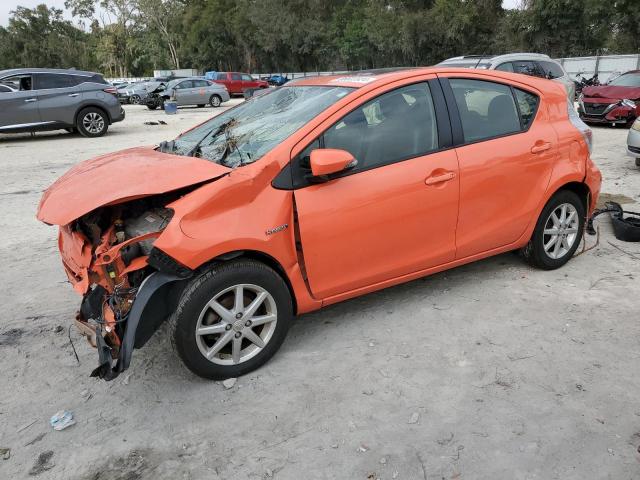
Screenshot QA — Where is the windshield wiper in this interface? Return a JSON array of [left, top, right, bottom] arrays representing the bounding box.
[[184, 118, 236, 158]]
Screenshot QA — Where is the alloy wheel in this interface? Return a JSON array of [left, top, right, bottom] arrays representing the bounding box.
[[82, 112, 105, 134], [195, 284, 278, 365], [543, 203, 580, 259]]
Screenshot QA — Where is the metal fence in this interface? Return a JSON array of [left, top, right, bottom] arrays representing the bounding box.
[[555, 54, 640, 83]]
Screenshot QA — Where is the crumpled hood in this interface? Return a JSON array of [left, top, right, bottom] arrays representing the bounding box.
[[37, 146, 231, 226], [582, 85, 640, 100]]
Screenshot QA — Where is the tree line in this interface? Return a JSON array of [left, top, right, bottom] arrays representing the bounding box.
[[0, 0, 638, 78]]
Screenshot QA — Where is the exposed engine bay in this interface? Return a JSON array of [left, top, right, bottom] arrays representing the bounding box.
[[62, 192, 188, 379]]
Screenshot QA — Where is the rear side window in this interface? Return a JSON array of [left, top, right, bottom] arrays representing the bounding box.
[[511, 61, 545, 78], [538, 61, 565, 79], [514, 88, 539, 129], [0, 85, 12, 92], [495, 62, 514, 72], [241, 74, 253, 81], [322, 82, 439, 171], [450, 79, 521, 142], [231, 73, 242, 80], [215, 73, 227, 80], [36, 73, 78, 89]]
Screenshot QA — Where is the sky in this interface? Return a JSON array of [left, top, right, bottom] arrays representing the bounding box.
[[0, 0, 522, 27]]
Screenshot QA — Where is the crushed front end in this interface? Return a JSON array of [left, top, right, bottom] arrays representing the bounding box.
[[58, 196, 191, 380]]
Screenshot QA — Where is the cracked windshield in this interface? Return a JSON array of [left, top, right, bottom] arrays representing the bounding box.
[[166, 86, 354, 168]]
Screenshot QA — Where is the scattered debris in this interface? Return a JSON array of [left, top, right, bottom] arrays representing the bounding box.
[[362, 389, 374, 396], [53, 325, 64, 333], [17, 419, 38, 433], [29, 451, 54, 476], [222, 378, 237, 389], [507, 354, 536, 361], [437, 432, 454, 446], [50, 411, 75, 431], [576, 384, 585, 392], [24, 433, 46, 447], [331, 443, 339, 449], [408, 412, 420, 424], [368, 342, 375, 347], [357, 444, 369, 453], [379, 456, 387, 465], [366, 473, 377, 480], [0, 328, 24, 346], [265, 467, 273, 478], [607, 448, 614, 455], [0, 447, 10, 460], [392, 471, 399, 479]]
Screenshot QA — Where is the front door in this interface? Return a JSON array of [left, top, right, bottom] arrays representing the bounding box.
[[173, 80, 195, 105], [441, 76, 557, 258], [0, 74, 40, 129], [293, 81, 460, 299]]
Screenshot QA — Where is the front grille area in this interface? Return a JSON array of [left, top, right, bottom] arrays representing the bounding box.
[[584, 103, 611, 115]]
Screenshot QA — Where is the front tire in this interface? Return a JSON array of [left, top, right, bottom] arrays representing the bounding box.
[[76, 107, 108, 137], [521, 190, 585, 270], [130, 94, 141, 105], [171, 260, 293, 380]]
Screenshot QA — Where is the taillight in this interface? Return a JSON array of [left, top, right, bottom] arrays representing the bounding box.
[[103, 87, 118, 95], [567, 99, 593, 155]]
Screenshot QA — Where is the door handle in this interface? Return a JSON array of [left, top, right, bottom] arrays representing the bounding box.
[[24, 98, 37, 103], [530, 142, 551, 154], [68, 93, 79, 97], [425, 171, 456, 185]]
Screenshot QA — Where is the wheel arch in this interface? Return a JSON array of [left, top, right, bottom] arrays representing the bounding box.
[[75, 104, 111, 125], [206, 250, 299, 315], [552, 181, 591, 212]]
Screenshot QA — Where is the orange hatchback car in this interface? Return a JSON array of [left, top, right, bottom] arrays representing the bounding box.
[[38, 68, 601, 380]]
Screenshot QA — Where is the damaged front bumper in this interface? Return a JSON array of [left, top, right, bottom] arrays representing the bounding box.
[[59, 218, 191, 381]]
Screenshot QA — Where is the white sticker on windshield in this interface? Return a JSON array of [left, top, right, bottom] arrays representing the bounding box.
[[331, 76, 376, 84]]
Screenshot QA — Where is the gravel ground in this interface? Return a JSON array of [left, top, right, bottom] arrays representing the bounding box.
[[0, 103, 639, 480]]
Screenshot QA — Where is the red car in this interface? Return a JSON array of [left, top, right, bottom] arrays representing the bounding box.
[[211, 72, 268, 95], [579, 70, 640, 126]]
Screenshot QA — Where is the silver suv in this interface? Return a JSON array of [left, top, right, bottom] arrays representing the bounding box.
[[438, 53, 575, 100], [0, 68, 125, 137]]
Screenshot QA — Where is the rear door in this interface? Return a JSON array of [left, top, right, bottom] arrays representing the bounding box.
[[293, 79, 460, 299], [191, 79, 210, 104], [229, 73, 242, 94], [440, 75, 557, 258], [33, 73, 81, 125], [0, 73, 41, 129]]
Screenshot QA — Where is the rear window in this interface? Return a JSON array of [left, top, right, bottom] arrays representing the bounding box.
[[36, 73, 78, 89], [450, 79, 522, 142]]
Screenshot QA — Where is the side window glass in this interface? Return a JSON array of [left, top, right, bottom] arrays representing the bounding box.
[[36, 73, 77, 89], [539, 61, 564, 79], [512, 61, 544, 78], [176, 81, 192, 89], [3, 74, 32, 90], [514, 88, 539, 129], [450, 79, 521, 142], [321, 82, 439, 171], [495, 62, 514, 72], [231, 73, 242, 81], [241, 74, 253, 81]]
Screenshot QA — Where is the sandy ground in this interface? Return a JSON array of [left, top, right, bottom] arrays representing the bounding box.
[[0, 103, 639, 480]]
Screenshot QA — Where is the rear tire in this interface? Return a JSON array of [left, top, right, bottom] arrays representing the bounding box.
[[209, 94, 222, 107], [76, 107, 108, 137], [635, 158, 640, 167], [146, 104, 158, 110], [521, 190, 585, 270], [171, 260, 293, 380], [130, 94, 141, 105]]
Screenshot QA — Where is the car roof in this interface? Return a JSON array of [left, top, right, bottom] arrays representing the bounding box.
[[0, 68, 101, 78], [440, 53, 553, 65], [289, 66, 565, 93]]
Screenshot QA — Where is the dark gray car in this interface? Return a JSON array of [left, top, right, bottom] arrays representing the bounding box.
[[0, 68, 125, 137]]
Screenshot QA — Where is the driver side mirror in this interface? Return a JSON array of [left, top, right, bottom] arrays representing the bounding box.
[[309, 149, 358, 179]]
